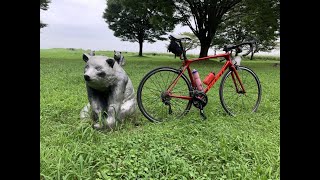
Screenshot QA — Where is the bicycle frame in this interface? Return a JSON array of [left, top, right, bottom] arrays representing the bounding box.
[[167, 52, 246, 100]]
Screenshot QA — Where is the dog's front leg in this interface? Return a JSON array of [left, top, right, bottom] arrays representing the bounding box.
[[105, 82, 126, 129], [86, 86, 108, 130]]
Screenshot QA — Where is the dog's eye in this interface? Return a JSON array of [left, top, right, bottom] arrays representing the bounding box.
[[95, 66, 102, 71]]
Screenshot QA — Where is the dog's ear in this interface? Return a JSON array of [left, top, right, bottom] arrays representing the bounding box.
[[83, 53, 90, 62], [120, 52, 121, 54], [114, 50, 116, 53], [106, 58, 115, 68]]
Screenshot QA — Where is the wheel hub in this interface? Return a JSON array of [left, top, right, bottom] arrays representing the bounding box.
[[161, 91, 171, 105]]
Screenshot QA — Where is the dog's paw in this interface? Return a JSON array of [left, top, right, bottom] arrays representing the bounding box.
[[92, 123, 103, 130]]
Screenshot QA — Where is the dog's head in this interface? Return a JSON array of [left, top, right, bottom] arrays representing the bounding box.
[[114, 50, 122, 62], [82, 53, 116, 85]]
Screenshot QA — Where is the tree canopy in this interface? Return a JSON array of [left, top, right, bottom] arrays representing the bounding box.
[[103, 0, 279, 57], [213, 0, 280, 52], [40, 0, 51, 29], [103, 0, 177, 56], [171, 0, 279, 57], [179, 32, 200, 51], [172, 0, 242, 57]]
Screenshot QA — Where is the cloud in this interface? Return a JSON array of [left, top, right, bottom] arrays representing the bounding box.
[[41, 0, 106, 26]]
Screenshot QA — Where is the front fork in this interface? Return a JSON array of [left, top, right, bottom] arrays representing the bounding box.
[[230, 65, 246, 94]]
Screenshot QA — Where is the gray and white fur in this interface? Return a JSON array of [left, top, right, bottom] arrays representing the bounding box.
[[89, 50, 95, 56], [80, 53, 136, 130], [114, 50, 125, 66]]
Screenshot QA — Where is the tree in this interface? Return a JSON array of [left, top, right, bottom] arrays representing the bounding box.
[[40, 0, 51, 29], [179, 32, 200, 51], [172, 0, 242, 57], [213, 0, 280, 52], [103, 0, 177, 56]]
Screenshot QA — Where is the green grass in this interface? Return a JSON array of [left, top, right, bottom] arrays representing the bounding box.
[[40, 49, 280, 179]]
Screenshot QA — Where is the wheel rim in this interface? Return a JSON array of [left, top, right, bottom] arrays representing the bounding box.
[[138, 68, 192, 122], [220, 67, 261, 116]]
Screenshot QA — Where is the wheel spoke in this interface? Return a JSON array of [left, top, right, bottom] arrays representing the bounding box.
[[158, 71, 169, 90], [144, 86, 162, 93], [149, 77, 163, 91]]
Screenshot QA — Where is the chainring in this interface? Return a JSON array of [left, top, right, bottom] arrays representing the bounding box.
[[192, 90, 208, 109]]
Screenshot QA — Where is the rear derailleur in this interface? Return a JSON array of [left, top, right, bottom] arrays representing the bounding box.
[[161, 91, 173, 114]]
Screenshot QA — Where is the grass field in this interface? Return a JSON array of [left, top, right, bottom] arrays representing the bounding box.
[[40, 49, 280, 179]]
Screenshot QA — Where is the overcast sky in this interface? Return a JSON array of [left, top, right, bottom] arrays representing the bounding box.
[[40, 0, 197, 53]]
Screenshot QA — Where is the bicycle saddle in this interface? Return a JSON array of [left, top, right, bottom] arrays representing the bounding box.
[[169, 34, 191, 41]]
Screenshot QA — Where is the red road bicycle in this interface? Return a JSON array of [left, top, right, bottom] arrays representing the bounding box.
[[137, 34, 262, 122]]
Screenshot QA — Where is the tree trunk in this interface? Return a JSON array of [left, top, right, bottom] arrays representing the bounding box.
[[138, 36, 143, 56], [199, 40, 211, 58]]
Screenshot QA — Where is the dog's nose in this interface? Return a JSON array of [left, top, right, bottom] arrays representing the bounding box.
[[84, 75, 91, 81]]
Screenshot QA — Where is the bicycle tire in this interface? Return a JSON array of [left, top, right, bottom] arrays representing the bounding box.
[[137, 67, 193, 123], [219, 66, 262, 116]]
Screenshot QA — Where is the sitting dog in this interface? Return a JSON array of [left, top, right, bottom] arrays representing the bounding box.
[[80, 53, 136, 130], [114, 50, 125, 66]]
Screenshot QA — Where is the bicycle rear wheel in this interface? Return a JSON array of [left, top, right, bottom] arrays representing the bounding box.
[[219, 66, 262, 116], [137, 67, 193, 123]]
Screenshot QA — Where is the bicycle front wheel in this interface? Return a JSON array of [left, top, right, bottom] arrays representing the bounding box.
[[219, 66, 262, 116], [137, 67, 193, 123]]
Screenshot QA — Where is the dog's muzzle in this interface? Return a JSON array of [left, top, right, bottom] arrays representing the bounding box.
[[84, 75, 91, 81]]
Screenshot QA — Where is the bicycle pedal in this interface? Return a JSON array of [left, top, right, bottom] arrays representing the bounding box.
[[199, 109, 207, 120], [168, 106, 172, 115]]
